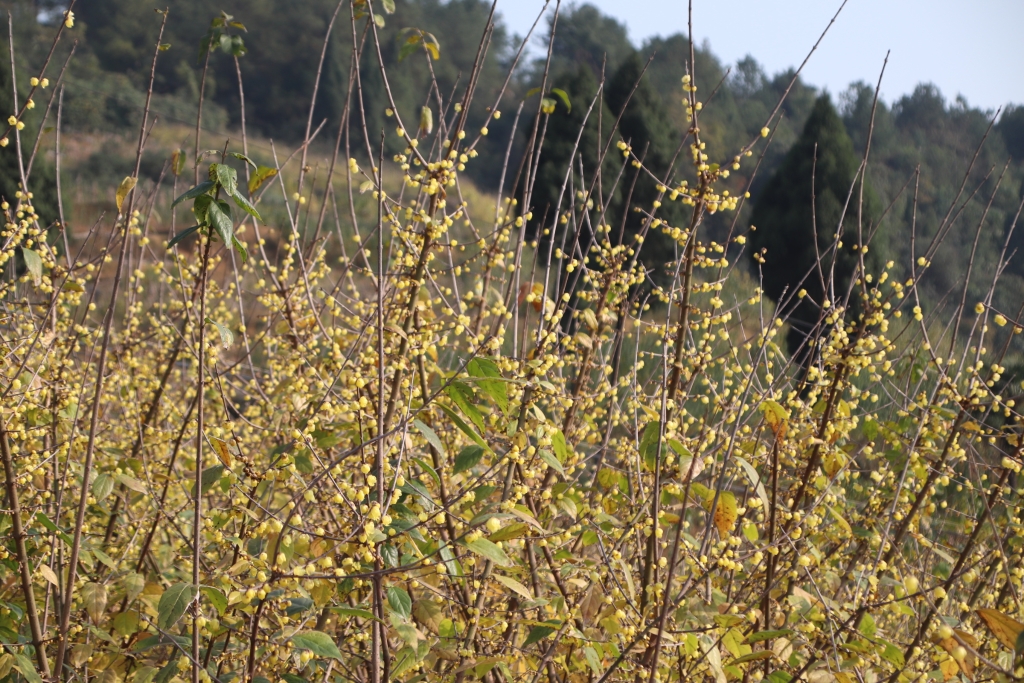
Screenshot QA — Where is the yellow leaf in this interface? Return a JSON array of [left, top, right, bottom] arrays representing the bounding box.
[[493, 575, 532, 600], [418, 105, 433, 138], [39, 564, 59, 586], [211, 437, 232, 467], [938, 658, 959, 681], [976, 608, 1024, 653], [932, 630, 976, 679], [116, 176, 137, 212], [759, 399, 790, 438], [713, 491, 738, 535]]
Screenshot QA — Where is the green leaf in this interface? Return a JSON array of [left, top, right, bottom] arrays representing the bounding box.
[[453, 445, 484, 475], [123, 572, 145, 602], [134, 666, 159, 683], [728, 651, 775, 665], [398, 30, 423, 61], [228, 35, 246, 57], [248, 165, 278, 194], [157, 583, 197, 630], [191, 465, 226, 496], [493, 575, 532, 600], [551, 430, 568, 463], [744, 629, 793, 644], [467, 358, 508, 413], [230, 190, 262, 221], [735, 456, 769, 512], [92, 473, 115, 502], [550, 88, 571, 113], [391, 647, 417, 678], [112, 610, 141, 637], [210, 163, 238, 198], [439, 405, 488, 452], [538, 450, 564, 477], [290, 630, 342, 660], [523, 624, 558, 647], [584, 646, 601, 674], [877, 640, 905, 668], [81, 582, 107, 622], [640, 421, 661, 471], [413, 457, 440, 488], [859, 612, 877, 638], [167, 225, 201, 249], [381, 0, 396, 13], [172, 180, 215, 207], [205, 317, 233, 347], [93, 548, 116, 570], [193, 194, 213, 225], [116, 473, 147, 493], [373, 13, 385, 28], [230, 152, 257, 169], [208, 199, 233, 245], [21, 246, 41, 283], [386, 586, 412, 619], [465, 538, 512, 567], [231, 235, 248, 264], [12, 654, 43, 683], [414, 419, 444, 455], [200, 586, 227, 616], [446, 382, 486, 433]]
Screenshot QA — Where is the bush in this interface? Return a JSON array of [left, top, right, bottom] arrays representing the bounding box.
[[1, 6, 1023, 683]]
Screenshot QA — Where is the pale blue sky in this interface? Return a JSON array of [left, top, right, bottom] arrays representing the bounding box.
[[498, 0, 1024, 112]]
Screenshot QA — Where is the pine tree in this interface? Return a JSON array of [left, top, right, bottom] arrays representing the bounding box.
[[606, 50, 682, 284], [748, 93, 880, 361], [522, 64, 616, 240]]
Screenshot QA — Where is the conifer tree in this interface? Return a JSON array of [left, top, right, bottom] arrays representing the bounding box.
[[748, 93, 880, 361], [606, 50, 682, 284]]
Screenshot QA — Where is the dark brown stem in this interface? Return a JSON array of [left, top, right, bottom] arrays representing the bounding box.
[[52, 12, 167, 677], [1, 423, 50, 676]]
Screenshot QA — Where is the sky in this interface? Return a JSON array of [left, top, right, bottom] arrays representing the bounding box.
[[497, 0, 1024, 113]]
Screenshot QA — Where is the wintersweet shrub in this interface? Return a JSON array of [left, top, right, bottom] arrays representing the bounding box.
[[1, 5, 1023, 683]]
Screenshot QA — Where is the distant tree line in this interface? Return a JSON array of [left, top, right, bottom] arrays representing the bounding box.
[[3, 0, 1023, 346]]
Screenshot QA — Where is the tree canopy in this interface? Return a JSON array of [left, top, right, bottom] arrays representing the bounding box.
[[748, 93, 881, 359]]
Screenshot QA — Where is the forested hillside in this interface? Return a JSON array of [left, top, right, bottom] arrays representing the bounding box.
[[6, 0, 1024, 318]]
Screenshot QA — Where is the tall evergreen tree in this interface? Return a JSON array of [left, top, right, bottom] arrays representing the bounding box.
[[748, 93, 880, 361], [522, 64, 616, 239], [605, 50, 682, 284]]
